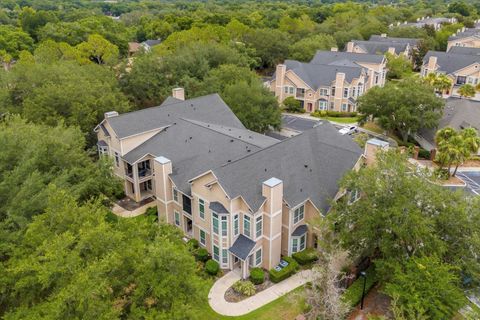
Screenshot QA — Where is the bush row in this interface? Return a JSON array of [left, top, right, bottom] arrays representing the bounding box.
[[342, 265, 377, 307], [292, 248, 319, 265], [269, 256, 299, 283], [311, 110, 358, 118]]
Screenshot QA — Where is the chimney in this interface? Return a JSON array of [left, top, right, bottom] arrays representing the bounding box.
[[381, 33, 387, 38], [275, 64, 287, 100], [428, 56, 437, 70], [331, 47, 338, 52], [387, 47, 396, 55], [364, 138, 389, 166], [262, 177, 283, 269], [172, 87, 185, 101], [346, 41, 355, 52], [153, 156, 173, 223], [335, 72, 345, 95], [104, 111, 118, 118]]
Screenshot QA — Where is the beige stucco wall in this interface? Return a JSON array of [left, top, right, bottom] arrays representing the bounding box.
[[447, 37, 480, 51]]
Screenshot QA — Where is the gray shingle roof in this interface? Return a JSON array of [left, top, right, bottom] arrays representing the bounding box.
[[284, 60, 364, 90], [368, 35, 419, 46], [423, 51, 480, 74], [123, 118, 278, 195], [106, 94, 245, 139], [209, 201, 229, 214], [213, 121, 362, 213], [142, 39, 162, 47], [417, 97, 480, 147], [449, 28, 480, 41], [311, 50, 385, 65], [447, 46, 480, 56], [351, 40, 409, 55], [229, 235, 256, 260], [291, 224, 308, 237]]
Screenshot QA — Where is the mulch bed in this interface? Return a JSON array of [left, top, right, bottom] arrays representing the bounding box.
[[224, 274, 274, 302], [116, 196, 153, 211]]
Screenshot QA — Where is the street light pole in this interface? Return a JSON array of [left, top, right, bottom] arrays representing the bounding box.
[[360, 271, 367, 310]]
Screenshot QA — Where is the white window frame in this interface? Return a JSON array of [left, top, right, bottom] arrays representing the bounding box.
[[342, 103, 348, 112], [291, 234, 306, 253], [348, 189, 360, 204], [255, 247, 262, 266], [243, 215, 251, 238], [198, 198, 205, 220], [212, 212, 219, 235], [289, 86, 294, 94], [318, 100, 328, 110], [255, 215, 263, 238], [352, 87, 356, 97], [343, 87, 349, 98], [213, 245, 220, 262], [173, 188, 178, 203], [221, 215, 228, 237], [222, 248, 228, 265], [293, 205, 304, 224], [174, 210, 180, 227], [320, 88, 329, 96], [98, 145, 108, 156], [233, 214, 239, 236], [200, 229, 206, 246]]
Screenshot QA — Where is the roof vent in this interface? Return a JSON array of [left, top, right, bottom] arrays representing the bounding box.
[[300, 188, 303, 192], [230, 139, 234, 142], [304, 164, 308, 168], [227, 160, 231, 162], [247, 149, 251, 152], [264, 168, 267, 172]]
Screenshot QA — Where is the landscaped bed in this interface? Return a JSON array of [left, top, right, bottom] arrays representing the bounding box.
[[225, 274, 274, 302]]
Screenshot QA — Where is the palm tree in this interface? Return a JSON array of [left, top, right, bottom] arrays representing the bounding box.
[[452, 127, 480, 175], [458, 84, 476, 98], [424, 73, 452, 95]]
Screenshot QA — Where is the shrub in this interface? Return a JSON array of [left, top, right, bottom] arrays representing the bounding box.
[[205, 259, 219, 275], [418, 148, 431, 159], [310, 110, 357, 118], [232, 280, 256, 296], [187, 238, 199, 251], [342, 265, 377, 307], [292, 248, 319, 265], [283, 96, 303, 113], [249, 267, 265, 285], [269, 256, 298, 283], [195, 248, 209, 262]]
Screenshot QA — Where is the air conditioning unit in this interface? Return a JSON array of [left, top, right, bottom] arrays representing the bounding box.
[[104, 111, 119, 118]]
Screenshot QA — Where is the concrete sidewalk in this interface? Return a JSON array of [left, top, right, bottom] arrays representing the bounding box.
[[208, 269, 312, 316]]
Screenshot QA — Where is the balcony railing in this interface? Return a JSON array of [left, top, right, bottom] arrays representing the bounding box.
[[138, 168, 152, 178]]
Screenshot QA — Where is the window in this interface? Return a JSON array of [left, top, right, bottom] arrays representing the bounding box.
[[98, 145, 108, 156], [255, 248, 262, 266], [289, 87, 294, 94], [199, 198, 205, 219], [255, 215, 263, 238], [213, 245, 220, 262], [318, 100, 328, 110], [358, 84, 364, 95], [244, 215, 251, 238], [221, 216, 228, 236], [299, 234, 306, 251], [456, 76, 466, 85], [114, 152, 119, 167], [212, 212, 219, 234], [331, 87, 336, 96], [182, 195, 192, 215], [375, 74, 379, 84], [343, 88, 349, 98], [348, 189, 360, 204], [284, 86, 288, 93], [342, 103, 348, 112], [293, 205, 304, 224], [296, 88, 305, 98], [174, 211, 180, 226], [233, 214, 239, 236], [352, 87, 356, 97], [173, 188, 178, 202], [320, 88, 329, 96], [292, 238, 298, 253], [222, 249, 228, 264], [200, 229, 206, 246]]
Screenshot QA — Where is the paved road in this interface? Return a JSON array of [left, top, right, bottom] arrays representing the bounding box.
[[456, 171, 480, 195]]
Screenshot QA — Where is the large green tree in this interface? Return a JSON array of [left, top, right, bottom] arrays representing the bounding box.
[[289, 34, 337, 62], [1, 189, 203, 319], [332, 150, 480, 317], [358, 79, 444, 142]]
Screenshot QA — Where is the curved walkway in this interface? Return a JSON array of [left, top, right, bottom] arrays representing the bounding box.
[[208, 269, 313, 316]]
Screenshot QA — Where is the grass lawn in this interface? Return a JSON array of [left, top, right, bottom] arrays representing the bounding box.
[[195, 283, 307, 320], [361, 121, 384, 134]]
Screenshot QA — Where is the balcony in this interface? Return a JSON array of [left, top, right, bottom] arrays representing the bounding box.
[[138, 167, 152, 178]]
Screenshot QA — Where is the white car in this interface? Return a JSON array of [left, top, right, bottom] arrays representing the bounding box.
[[339, 126, 357, 135]]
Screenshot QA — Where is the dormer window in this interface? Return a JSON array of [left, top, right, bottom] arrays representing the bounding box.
[[293, 205, 304, 224]]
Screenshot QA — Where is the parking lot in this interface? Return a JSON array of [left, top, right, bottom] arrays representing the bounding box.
[[456, 171, 480, 196]]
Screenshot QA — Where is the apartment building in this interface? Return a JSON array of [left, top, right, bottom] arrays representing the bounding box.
[[95, 89, 365, 278], [421, 50, 480, 100], [346, 34, 418, 60], [447, 27, 480, 51], [269, 50, 386, 113], [393, 16, 456, 31]]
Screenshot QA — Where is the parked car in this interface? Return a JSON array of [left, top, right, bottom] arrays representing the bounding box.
[[339, 126, 357, 135]]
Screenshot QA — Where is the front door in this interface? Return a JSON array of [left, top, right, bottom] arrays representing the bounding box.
[[307, 103, 313, 112], [184, 216, 193, 236]]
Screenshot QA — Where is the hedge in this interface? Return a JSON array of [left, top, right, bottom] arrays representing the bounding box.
[[418, 148, 431, 159], [342, 265, 377, 307], [250, 267, 265, 285], [311, 110, 358, 118], [205, 259, 220, 275], [292, 248, 319, 265], [269, 257, 298, 283]]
